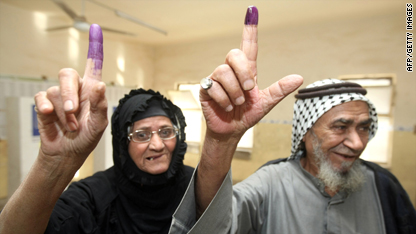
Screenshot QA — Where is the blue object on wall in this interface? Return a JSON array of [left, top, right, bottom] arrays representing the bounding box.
[[32, 104, 40, 136]]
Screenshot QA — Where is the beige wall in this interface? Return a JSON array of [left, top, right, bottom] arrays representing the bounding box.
[[0, 2, 155, 88], [0, 2, 415, 206]]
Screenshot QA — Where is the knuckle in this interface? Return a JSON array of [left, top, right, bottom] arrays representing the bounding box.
[[58, 68, 76, 77], [46, 86, 59, 96], [34, 91, 46, 99], [214, 64, 232, 77], [228, 48, 242, 57]]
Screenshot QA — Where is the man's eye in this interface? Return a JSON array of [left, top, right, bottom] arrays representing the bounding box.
[[359, 126, 370, 131], [334, 125, 346, 130]]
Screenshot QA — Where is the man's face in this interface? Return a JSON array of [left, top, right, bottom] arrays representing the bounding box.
[[303, 101, 372, 173]]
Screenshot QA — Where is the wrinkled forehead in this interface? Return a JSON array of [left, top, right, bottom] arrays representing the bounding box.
[[131, 116, 173, 130], [314, 101, 370, 126]]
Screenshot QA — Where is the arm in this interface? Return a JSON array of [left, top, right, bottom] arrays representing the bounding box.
[[196, 6, 303, 217], [0, 24, 108, 234]]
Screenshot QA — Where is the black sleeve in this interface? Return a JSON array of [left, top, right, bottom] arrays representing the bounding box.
[[45, 170, 117, 234], [363, 160, 416, 234]]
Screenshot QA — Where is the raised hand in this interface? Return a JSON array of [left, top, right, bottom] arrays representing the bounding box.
[[195, 7, 303, 217], [0, 24, 108, 234], [34, 24, 108, 170], [200, 6, 303, 140]]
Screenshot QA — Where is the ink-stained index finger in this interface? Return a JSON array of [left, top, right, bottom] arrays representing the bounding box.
[[84, 24, 103, 81], [240, 6, 258, 87]]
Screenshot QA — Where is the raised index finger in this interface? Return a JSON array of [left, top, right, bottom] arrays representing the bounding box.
[[240, 6, 258, 86], [84, 24, 103, 80]]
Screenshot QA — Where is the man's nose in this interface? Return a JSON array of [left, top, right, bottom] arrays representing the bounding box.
[[343, 130, 367, 153]]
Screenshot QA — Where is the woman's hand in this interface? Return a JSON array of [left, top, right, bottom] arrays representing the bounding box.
[[34, 24, 108, 171]]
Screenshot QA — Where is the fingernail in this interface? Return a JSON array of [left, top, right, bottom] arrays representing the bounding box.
[[88, 24, 103, 69], [64, 100, 74, 112], [225, 105, 233, 112], [235, 96, 245, 105], [243, 80, 255, 90], [244, 6, 258, 25]]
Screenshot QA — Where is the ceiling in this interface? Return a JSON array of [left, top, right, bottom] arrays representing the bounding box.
[[0, 0, 408, 46]]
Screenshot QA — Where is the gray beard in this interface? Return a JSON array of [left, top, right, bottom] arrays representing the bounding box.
[[312, 138, 366, 194]]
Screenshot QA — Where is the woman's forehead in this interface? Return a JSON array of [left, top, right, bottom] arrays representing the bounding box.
[[132, 116, 172, 128]]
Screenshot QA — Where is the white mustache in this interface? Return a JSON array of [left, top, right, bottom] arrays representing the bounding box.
[[332, 144, 362, 157]]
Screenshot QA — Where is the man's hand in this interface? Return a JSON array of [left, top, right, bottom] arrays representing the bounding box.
[[196, 6, 303, 218], [200, 6, 303, 141], [34, 24, 108, 171]]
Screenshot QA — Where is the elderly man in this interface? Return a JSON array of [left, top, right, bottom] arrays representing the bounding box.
[[170, 6, 416, 234]]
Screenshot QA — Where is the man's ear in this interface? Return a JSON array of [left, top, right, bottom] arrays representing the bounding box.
[[302, 131, 309, 142], [303, 127, 315, 142]]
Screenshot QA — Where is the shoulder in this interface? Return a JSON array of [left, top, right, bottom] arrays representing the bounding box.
[[175, 165, 195, 187], [239, 157, 297, 185], [79, 167, 117, 186], [257, 157, 296, 175], [260, 157, 290, 168], [360, 160, 409, 200], [361, 160, 401, 186], [48, 168, 118, 231], [183, 164, 195, 177], [64, 167, 118, 210], [361, 160, 416, 231]]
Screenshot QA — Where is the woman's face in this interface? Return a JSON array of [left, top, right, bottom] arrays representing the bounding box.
[[128, 116, 177, 175]]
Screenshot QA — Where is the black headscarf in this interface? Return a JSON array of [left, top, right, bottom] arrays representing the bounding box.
[[111, 88, 187, 186], [110, 89, 191, 233]]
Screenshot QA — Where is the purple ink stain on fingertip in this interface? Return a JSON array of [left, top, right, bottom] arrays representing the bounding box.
[[88, 24, 103, 70], [244, 6, 258, 25]]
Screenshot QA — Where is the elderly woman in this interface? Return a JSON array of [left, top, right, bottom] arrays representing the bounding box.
[[0, 25, 193, 234], [45, 88, 193, 233]]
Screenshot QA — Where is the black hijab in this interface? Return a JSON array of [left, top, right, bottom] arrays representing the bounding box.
[[110, 89, 191, 233]]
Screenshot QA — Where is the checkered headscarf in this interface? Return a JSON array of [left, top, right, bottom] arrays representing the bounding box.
[[289, 78, 378, 159]]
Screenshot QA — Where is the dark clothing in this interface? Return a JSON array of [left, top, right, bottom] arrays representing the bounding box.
[[45, 165, 194, 234]]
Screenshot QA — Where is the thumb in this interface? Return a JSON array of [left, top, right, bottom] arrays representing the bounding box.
[[262, 74, 303, 112]]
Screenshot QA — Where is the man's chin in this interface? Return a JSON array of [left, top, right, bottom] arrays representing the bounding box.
[[338, 160, 356, 173], [320, 159, 365, 194], [333, 165, 352, 175]]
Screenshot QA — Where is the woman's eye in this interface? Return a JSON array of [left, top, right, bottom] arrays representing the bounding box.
[[160, 129, 172, 137], [136, 131, 149, 139]]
